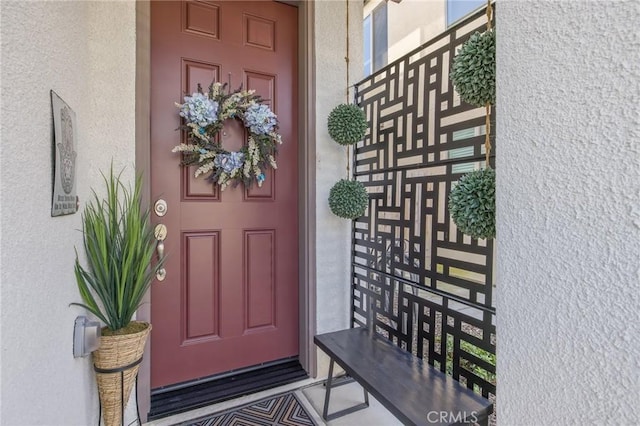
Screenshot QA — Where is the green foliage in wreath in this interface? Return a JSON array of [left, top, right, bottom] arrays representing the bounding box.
[[328, 179, 369, 219], [327, 104, 367, 145], [450, 29, 496, 107], [448, 167, 495, 240]]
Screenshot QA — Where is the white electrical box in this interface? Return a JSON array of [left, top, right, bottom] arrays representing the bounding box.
[[73, 316, 101, 358]]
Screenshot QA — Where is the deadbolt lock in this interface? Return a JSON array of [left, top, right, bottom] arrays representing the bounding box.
[[154, 199, 167, 217]]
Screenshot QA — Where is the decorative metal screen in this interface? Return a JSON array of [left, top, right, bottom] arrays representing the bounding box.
[[351, 7, 496, 402]]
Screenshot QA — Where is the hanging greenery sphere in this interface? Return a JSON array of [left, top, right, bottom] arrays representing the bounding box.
[[450, 29, 496, 107], [327, 104, 368, 145], [328, 179, 369, 219], [448, 167, 495, 240]]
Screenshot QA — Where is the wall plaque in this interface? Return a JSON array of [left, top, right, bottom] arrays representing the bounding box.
[[51, 90, 78, 216]]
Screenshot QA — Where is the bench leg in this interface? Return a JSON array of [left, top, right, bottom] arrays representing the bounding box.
[[476, 414, 489, 426], [322, 358, 370, 422], [321, 359, 335, 420]]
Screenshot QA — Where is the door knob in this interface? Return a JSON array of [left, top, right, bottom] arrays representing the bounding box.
[[154, 224, 167, 241]]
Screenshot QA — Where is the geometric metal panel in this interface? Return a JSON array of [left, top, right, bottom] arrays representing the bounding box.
[[352, 7, 496, 403], [352, 274, 496, 398]]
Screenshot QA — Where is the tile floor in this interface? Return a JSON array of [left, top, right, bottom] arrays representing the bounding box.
[[145, 378, 401, 426]]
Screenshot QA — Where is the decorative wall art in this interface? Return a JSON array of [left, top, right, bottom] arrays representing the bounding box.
[[51, 90, 78, 216]]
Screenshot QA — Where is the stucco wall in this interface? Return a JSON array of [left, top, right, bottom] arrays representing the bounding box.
[[314, 0, 363, 374], [0, 1, 137, 424], [496, 1, 640, 424]]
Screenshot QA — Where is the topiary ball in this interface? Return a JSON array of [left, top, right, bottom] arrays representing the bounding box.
[[450, 29, 495, 107], [448, 167, 495, 240], [328, 179, 369, 219], [327, 104, 367, 145]]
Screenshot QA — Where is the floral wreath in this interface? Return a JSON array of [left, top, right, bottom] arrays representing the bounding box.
[[172, 82, 282, 190]]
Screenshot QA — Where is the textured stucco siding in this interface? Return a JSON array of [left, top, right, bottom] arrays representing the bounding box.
[[314, 0, 363, 336], [496, 1, 640, 424], [314, 0, 363, 376], [0, 1, 137, 424]]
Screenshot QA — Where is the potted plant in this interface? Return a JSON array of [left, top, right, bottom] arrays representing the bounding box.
[[72, 166, 163, 426]]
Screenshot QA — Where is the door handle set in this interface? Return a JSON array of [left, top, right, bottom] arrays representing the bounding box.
[[154, 199, 168, 282]]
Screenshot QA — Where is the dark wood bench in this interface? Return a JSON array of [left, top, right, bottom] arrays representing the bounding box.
[[314, 327, 493, 425]]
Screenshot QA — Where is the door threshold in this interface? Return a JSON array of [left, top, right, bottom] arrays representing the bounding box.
[[148, 358, 308, 421]]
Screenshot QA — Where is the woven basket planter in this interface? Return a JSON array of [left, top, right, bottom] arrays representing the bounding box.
[[93, 322, 151, 426]]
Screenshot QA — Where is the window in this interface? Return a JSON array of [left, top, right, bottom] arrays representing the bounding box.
[[363, 3, 388, 77], [364, 15, 372, 76], [447, 0, 485, 26]]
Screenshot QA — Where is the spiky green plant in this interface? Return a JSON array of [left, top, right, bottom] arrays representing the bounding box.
[[450, 29, 496, 107], [72, 167, 164, 332], [329, 179, 369, 219], [448, 167, 495, 240], [327, 104, 368, 145]]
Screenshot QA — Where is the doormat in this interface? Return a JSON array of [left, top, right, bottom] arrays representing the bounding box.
[[150, 360, 308, 420], [178, 392, 318, 426]]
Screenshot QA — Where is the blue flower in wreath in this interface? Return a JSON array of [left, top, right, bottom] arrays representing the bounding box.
[[179, 93, 219, 127], [257, 173, 266, 184], [215, 152, 245, 174], [244, 104, 277, 135]]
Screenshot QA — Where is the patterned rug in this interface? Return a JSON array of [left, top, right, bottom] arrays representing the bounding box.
[[179, 392, 318, 426]]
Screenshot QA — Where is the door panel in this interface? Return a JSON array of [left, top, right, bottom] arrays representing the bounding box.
[[151, 0, 298, 389], [244, 230, 276, 330], [183, 232, 220, 340]]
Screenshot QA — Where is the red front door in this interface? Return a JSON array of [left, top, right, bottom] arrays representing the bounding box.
[[150, 1, 299, 388]]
